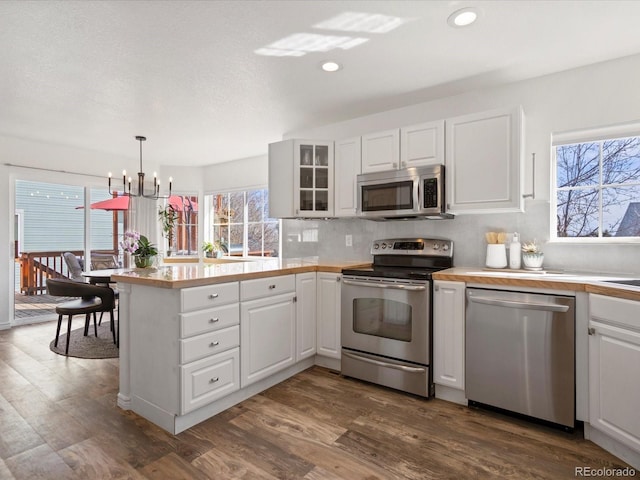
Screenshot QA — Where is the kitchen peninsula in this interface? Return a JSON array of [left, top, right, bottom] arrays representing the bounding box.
[[111, 258, 366, 434]]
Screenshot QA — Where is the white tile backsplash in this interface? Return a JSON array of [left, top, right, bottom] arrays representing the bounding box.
[[282, 200, 640, 275]]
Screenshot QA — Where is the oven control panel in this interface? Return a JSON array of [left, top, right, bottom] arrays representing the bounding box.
[[371, 238, 453, 257]]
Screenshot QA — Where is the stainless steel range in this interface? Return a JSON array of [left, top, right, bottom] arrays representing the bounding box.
[[341, 238, 454, 397]]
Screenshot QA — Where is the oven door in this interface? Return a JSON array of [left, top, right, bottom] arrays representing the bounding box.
[[341, 275, 430, 365]]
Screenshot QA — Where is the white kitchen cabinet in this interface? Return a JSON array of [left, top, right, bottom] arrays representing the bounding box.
[[400, 120, 445, 168], [589, 294, 640, 455], [268, 139, 334, 218], [445, 106, 524, 214], [240, 276, 296, 387], [361, 128, 400, 173], [296, 272, 317, 361], [316, 272, 342, 359], [433, 280, 465, 391], [334, 137, 361, 217]]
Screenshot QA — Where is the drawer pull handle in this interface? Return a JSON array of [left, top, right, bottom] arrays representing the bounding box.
[[209, 377, 219, 383], [209, 318, 219, 323], [208, 294, 219, 299], [268, 284, 276, 289], [209, 341, 220, 347]]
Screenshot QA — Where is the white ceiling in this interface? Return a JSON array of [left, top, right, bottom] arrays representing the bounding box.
[[3, 0, 640, 167]]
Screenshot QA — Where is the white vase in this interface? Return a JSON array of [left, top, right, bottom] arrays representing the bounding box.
[[522, 252, 544, 270]]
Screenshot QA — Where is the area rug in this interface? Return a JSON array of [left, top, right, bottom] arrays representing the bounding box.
[[49, 322, 118, 359]]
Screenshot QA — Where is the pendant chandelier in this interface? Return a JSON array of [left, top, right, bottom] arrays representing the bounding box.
[[108, 136, 172, 199]]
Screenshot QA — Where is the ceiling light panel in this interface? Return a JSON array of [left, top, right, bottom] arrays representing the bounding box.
[[314, 11, 412, 34]]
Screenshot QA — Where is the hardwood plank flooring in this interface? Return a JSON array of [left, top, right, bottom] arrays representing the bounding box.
[[0, 320, 636, 479]]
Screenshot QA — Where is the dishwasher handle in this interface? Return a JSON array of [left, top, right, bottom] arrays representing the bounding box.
[[467, 293, 570, 313]]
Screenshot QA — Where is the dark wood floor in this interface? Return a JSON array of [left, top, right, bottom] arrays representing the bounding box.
[[0, 321, 635, 480]]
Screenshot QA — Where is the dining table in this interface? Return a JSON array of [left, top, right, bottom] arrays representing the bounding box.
[[82, 268, 129, 285]]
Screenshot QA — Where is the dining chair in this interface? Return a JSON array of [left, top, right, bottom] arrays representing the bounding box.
[[62, 252, 85, 282], [46, 278, 117, 355], [88, 254, 120, 332]]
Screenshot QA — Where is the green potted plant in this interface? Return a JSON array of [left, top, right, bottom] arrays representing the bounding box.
[[158, 205, 177, 256], [120, 231, 158, 268], [202, 239, 229, 258]]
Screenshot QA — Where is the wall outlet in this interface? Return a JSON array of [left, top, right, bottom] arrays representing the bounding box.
[[345, 234, 353, 247]]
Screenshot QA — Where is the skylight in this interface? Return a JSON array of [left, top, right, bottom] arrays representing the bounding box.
[[255, 33, 368, 57], [313, 12, 411, 34]]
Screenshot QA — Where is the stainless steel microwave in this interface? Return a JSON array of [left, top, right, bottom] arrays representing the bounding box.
[[357, 165, 451, 219]]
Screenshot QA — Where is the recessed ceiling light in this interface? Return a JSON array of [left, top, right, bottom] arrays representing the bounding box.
[[447, 8, 478, 28], [321, 61, 342, 72]]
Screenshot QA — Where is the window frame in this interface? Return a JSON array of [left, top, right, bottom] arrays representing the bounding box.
[[551, 123, 640, 244], [204, 187, 281, 258]]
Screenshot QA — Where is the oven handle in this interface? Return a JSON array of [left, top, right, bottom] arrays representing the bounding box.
[[343, 351, 427, 374], [342, 279, 426, 291]]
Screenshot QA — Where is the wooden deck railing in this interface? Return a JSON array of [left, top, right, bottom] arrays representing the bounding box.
[[18, 250, 118, 295]]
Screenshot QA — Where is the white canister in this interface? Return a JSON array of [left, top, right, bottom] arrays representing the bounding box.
[[486, 244, 507, 268]]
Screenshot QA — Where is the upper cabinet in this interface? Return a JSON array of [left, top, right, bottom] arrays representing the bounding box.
[[334, 137, 362, 218], [269, 139, 334, 218], [361, 129, 400, 173], [362, 122, 445, 174], [400, 120, 445, 169], [445, 106, 524, 214]]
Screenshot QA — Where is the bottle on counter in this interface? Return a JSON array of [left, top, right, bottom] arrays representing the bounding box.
[[509, 232, 522, 269]]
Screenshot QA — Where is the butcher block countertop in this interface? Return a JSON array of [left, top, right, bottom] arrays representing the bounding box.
[[111, 257, 369, 289], [433, 267, 640, 302]]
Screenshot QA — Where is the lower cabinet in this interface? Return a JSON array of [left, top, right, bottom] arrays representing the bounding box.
[[296, 272, 317, 361], [181, 348, 240, 414], [433, 280, 465, 391], [589, 294, 640, 454], [240, 291, 296, 387], [316, 272, 342, 359]]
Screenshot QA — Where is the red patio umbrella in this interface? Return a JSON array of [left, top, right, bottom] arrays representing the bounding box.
[[78, 195, 130, 211], [77, 195, 197, 212], [167, 195, 198, 212]]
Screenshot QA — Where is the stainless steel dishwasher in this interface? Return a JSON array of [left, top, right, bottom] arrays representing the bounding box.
[[465, 287, 575, 429]]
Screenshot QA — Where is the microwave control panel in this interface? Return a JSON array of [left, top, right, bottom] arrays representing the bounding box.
[[423, 178, 438, 208]]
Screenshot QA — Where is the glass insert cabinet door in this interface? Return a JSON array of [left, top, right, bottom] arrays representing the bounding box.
[[295, 141, 334, 216]]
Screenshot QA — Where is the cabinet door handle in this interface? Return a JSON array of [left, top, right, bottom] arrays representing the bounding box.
[[336, 276, 341, 282], [209, 341, 220, 347], [268, 284, 276, 289], [401, 161, 406, 167], [209, 377, 219, 383], [208, 293, 219, 299], [209, 318, 219, 323], [588, 327, 596, 336]]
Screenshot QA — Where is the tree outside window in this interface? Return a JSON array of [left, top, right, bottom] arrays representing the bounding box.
[[206, 189, 279, 257], [555, 136, 640, 238]]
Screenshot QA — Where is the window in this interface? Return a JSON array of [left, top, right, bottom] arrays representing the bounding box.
[[554, 134, 640, 239], [205, 189, 279, 257], [159, 195, 199, 256]]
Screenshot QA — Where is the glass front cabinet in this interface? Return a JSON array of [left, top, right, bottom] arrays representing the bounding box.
[[268, 139, 334, 218]]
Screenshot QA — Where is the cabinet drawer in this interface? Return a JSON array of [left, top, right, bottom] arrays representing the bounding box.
[[181, 347, 239, 414], [241, 275, 295, 301], [181, 282, 239, 312], [590, 294, 640, 331], [180, 325, 239, 364], [180, 303, 239, 338]]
